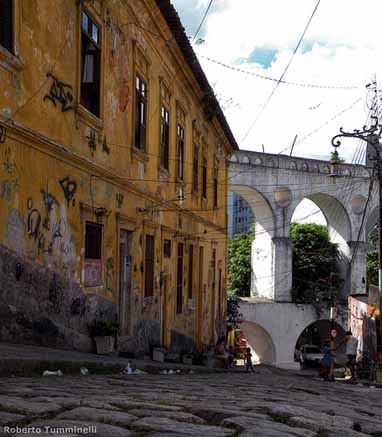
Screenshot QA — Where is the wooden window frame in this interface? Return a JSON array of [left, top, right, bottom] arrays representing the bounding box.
[[135, 74, 147, 151], [84, 221, 103, 288], [176, 242, 184, 314], [188, 244, 194, 299], [144, 234, 155, 298], [192, 143, 199, 193], [177, 124, 185, 181], [0, 0, 13, 54], [160, 105, 170, 170], [80, 8, 102, 118], [202, 156, 207, 199]]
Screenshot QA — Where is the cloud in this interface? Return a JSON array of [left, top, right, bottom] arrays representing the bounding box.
[[171, 0, 382, 163]]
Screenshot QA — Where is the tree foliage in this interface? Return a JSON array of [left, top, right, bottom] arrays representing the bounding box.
[[227, 229, 254, 297], [367, 250, 378, 287], [290, 223, 341, 304], [226, 294, 243, 331]]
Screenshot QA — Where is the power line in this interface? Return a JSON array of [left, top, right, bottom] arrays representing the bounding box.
[[192, 0, 215, 42], [197, 53, 359, 91], [277, 97, 363, 155], [241, 0, 321, 144]]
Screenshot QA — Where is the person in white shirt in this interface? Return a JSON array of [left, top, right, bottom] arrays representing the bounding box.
[[341, 330, 358, 381]]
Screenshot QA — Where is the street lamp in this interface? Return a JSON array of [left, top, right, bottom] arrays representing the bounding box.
[[331, 113, 382, 377]]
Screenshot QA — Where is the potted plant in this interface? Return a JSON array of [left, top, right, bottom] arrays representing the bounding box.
[[330, 150, 345, 176], [376, 361, 382, 383], [91, 320, 119, 355]]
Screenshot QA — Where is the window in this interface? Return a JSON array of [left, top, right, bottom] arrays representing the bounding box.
[[177, 125, 184, 180], [213, 174, 218, 208], [80, 10, 101, 117], [202, 156, 207, 199], [188, 245, 194, 299], [163, 239, 171, 258], [144, 235, 154, 297], [176, 243, 184, 314], [160, 106, 170, 170], [84, 222, 103, 287], [0, 0, 13, 53], [135, 75, 147, 151], [193, 143, 199, 192]]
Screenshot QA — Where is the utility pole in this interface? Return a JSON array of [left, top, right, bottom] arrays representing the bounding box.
[[331, 79, 382, 367]]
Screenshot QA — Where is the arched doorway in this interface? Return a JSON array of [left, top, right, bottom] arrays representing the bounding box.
[[241, 321, 276, 365], [294, 320, 346, 366]]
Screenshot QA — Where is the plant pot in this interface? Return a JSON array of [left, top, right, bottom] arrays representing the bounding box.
[[376, 369, 382, 383], [94, 336, 115, 355]]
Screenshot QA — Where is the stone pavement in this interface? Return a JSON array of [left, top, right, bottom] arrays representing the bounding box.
[[1, 367, 382, 436]]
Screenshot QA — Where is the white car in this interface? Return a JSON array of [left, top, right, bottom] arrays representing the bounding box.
[[296, 344, 323, 367]]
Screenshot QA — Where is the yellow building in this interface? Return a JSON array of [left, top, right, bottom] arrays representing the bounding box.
[[0, 0, 237, 354]]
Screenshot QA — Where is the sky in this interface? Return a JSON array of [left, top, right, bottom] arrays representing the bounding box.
[[171, 0, 382, 225], [171, 0, 382, 164]]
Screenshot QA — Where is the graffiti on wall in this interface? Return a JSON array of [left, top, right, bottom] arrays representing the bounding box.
[[0, 125, 6, 144], [59, 176, 77, 207], [0, 147, 20, 205], [84, 259, 103, 287], [43, 73, 74, 112], [4, 209, 25, 252]]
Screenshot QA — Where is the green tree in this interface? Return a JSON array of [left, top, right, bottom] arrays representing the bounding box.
[[290, 223, 341, 303], [367, 250, 378, 287], [227, 229, 255, 297], [226, 294, 243, 331]]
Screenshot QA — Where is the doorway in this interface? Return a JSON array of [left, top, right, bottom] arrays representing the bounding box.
[[119, 230, 133, 335]]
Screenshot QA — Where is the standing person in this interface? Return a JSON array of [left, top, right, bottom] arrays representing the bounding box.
[[320, 340, 336, 382], [343, 331, 358, 381], [244, 347, 256, 373]]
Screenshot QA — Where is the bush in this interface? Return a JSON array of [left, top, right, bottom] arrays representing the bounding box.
[[91, 320, 119, 337]]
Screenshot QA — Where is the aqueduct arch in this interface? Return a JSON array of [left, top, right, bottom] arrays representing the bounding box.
[[229, 150, 373, 302], [230, 150, 374, 368]]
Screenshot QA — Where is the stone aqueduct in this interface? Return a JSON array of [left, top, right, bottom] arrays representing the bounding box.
[[228, 150, 377, 368]]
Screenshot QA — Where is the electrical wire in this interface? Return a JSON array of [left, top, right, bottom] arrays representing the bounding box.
[[197, 53, 359, 91], [241, 0, 321, 144], [192, 0, 215, 42]]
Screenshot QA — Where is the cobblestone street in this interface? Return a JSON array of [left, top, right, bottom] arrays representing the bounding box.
[[0, 367, 382, 436]]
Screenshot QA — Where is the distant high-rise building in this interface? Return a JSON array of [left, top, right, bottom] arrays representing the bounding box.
[[228, 192, 254, 238]]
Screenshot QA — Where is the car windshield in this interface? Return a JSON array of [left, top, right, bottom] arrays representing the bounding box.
[[305, 347, 321, 354]]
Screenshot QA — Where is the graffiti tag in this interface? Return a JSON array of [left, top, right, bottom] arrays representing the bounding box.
[[43, 73, 74, 112]]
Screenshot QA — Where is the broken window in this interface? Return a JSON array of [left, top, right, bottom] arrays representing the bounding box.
[[177, 125, 184, 180], [0, 0, 13, 53], [160, 106, 170, 170], [193, 143, 199, 192], [84, 222, 103, 287], [135, 75, 147, 151], [80, 10, 101, 117], [176, 243, 184, 314], [144, 234, 154, 297]]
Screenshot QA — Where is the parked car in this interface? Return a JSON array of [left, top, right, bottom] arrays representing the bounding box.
[[296, 344, 323, 368]]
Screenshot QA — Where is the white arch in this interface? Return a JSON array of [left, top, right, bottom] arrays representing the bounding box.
[[241, 321, 276, 365], [229, 185, 276, 298]]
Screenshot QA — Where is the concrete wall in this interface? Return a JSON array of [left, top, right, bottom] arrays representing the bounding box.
[[240, 300, 347, 369]]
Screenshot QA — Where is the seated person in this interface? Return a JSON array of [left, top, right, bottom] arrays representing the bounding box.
[[214, 337, 231, 369]]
